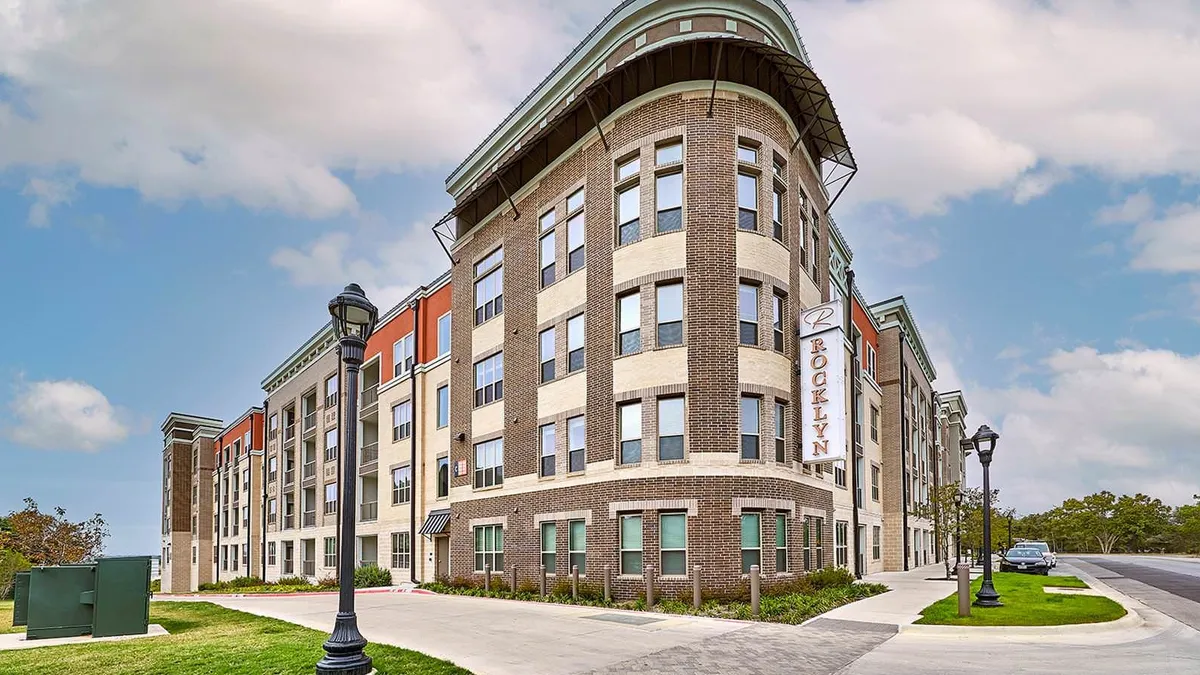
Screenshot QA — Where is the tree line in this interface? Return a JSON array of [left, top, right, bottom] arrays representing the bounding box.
[[0, 498, 109, 599], [1011, 491, 1200, 555]]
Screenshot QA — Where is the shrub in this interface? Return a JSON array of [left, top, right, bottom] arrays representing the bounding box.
[[0, 549, 31, 600], [550, 579, 573, 597], [276, 576, 309, 587], [804, 567, 855, 590], [228, 576, 265, 588], [516, 579, 540, 595], [149, 578, 161, 593], [353, 564, 392, 589], [317, 576, 339, 589]]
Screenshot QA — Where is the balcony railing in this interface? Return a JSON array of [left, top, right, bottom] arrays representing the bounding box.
[[361, 385, 379, 408], [361, 443, 379, 465], [303, 461, 316, 480], [302, 511, 316, 527], [269, 428, 278, 440], [282, 559, 294, 574], [284, 424, 296, 442], [283, 468, 295, 486], [302, 560, 315, 576], [303, 412, 317, 432], [360, 501, 378, 522], [284, 514, 294, 530]]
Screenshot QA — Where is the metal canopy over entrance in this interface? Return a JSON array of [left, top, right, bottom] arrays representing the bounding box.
[[434, 35, 856, 257]]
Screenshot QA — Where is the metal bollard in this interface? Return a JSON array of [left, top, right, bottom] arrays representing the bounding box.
[[646, 564, 655, 607], [604, 564, 611, 602], [693, 565, 702, 609], [957, 563, 971, 617], [510, 565, 517, 594], [750, 565, 761, 618], [484, 563, 491, 592], [572, 565, 579, 600], [540, 564, 547, 596]]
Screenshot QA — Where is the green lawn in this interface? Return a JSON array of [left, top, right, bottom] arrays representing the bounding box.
[[916, 572, 1126, 626], [1, 600, 22, 634], [0, 601, 469, 675]]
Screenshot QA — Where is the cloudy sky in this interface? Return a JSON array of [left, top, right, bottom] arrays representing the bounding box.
[[2, 0, 1198, 554]]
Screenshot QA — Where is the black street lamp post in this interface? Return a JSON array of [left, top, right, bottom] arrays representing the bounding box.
[[970, 424, 1002, 608], [317, 283, 378, 675], [1007, 513, 1013, 551], [953, 489, 964, 564]]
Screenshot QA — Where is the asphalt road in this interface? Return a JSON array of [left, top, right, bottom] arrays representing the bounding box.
[[1073, 555, 1200, 631]]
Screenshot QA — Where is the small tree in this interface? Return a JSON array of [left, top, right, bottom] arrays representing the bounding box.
[[915, 482, 963, 579], [0, 549, 32, 599], [0, 498, 109, 566]]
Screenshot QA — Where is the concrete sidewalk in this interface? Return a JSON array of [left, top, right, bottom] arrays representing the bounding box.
[[818, 563, 961, 626]]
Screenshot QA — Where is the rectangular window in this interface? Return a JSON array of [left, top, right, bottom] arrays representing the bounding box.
[[773, 158, 786, 179], [656, 142, 682, 165], [325, 375, 338, 409], [567, 212, 585, 273], [740, 396, 760, 460], [540, 522, 556, 573], [474, 248, 504, 325], [474, 524, 503, 572], [737, 143, 758, 164], [872, 526, 881, 560], [870, 404, 879, 442], [660, 513, 687, 575], [738, 283, 759, 345], [567, 187, 585, 213], [620, 514, 643, 575], [539, 230, 556, 288], [324, 483, 337, 514], [474, 438, 504, 488], [776, 513, 788, 573], [772, 293, 785, 352], [772, 189, 784, 241], [656, 283, 683, 347], [655, 172, 682, 233], [436, 386, 449, 428], [569, 520, 586, 574], [774, 401, 786, 463], [268, 456, 278, 483], [437, 456, 450, 499], [834, 464, 846, 488], [617, 292, 640, 355], [268, 498, 277, 525], [391, 465, 411, 505], [867, 344, 877, 380], [391, 532, 411, 569], [657, 397, 684, 461], [268, 542, 276, 566], [617, 156, 640, 181], [324, 428, 338, 462], [391, 401, 412, 441], [871, 464, 880, 501], [836, 521, 849, 568], [539, 423, 556, 477], [855, 455, 865, 508], [617, 183, 640, 245], [619, 402, 642, 464], [324, 537, 337, 568], [567, 416, 585, 473], [741, 513, 761, 573], [393, 333, 415, 378], [567, 314, 585, 372], [539, 327, 556, 383], [737, 173, 757, 231], [539, 209, 556, 233], [437, 312, 452, 358], [473, 352, 504, 406]]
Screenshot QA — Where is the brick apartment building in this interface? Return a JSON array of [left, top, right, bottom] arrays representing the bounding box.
[[159, 0, 972, 593], [159, 413, 222, 594], [211, 408, 265, 583]]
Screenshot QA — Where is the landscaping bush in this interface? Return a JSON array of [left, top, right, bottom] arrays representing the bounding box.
[[317, 576, 339, 589], [198, 581, 227, 592], [804, 567, 856, 590], [276, 576, 309, 587], [516, 579, 540, 595], [149, 578, 161, 593], [228, 576, 265, 588], [353, 564, 392, 589], [0, 549, 31, 600]]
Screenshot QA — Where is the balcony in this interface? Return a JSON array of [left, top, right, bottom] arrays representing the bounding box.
[[284, 514, 294, 530], [361, 443, 379, 466], [360, 501, 378, 522], [303, 461, 316, 480], [302, 560, 315, 577], [360, 385, 379, 417], [302, 511, 316, 528], [269, 427, 278, 440], [303, 412, 317, 432], [284, 424, 296, 442], [283, 468, 295, 487], [283, 559, 294, 574]]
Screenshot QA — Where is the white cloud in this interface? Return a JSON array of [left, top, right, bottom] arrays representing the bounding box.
[[270, 214, 449, 312], [971, 347, 1200, 511], [1127, 202, 1200, 274], [799, 0, 1200, 214], [1095, 190, 1156, 225], [21, 176, 76, 227], [5, 379, 130, 451], [0, 0, 602, 218], [995, 346, 1024, 360], [1011, 166, 1071, 205]]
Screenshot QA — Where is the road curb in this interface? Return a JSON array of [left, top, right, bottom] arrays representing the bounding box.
[[156, 587, 436, 599], [897, 608, 1140, 636]]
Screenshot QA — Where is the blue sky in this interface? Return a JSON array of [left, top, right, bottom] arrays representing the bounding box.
[[2, 0, 1199, 555]]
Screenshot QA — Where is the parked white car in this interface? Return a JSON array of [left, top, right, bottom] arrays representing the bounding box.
[[1021, 541, 1057, 568]]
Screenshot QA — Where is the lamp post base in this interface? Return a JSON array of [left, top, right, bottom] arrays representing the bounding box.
[[315, 612, 374, 675], [973, 579, 1003, 608]]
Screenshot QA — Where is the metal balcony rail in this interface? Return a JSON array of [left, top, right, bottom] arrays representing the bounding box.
[[361, 385, 379, 408], [361, 442, 379, 465], [303, 461, 316, 480], [302, 511, 316, 527], [303, 412, 317, 432], [284, 424, 296, 442], [360, 501, 378, 522]]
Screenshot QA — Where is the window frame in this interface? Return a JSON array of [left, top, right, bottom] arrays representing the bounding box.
[[737, 171, 758, 231], [436, 456, 450, 499], [738, 283, 759, 346], [567, 211, 586, 273], [391, 531, 411, 569], [567, 313, 585, 372], [655, 170, 683, 234], [473, 352, 504, 407], [567, 416, 586, 473], [392, 333, 415, 378], [437, 312, 452, 358], [324, 482, 338, 514], [391, 400, 412, 441], [659, 512, 687, 576], [655, 283, 683, 348], [539, 229, 556, 288], [772, 292, 785, 352], [616, 182, 641, 245], [618, 401, 642, 465], [741, 512, 762, 573], [568, 520, 586, 575], [617, 291, 641, 355], [619, 514, 643, 576], [657, 396, 685, 461], [539, 326, 556, 383], [775, 513, 788, 573], [436, 385, 449, 428], [473, 248, 504, 325], [324, 428, 338, 462], [539, 423, 556, 478], [391, 465, 411, 505], [772, 187, 784, 241], [774, 400, 786, 463], [540, 521, 557, 574], [872, 525, 881, 560], [474, 524, 504, 573], [740, 396, 761, 460], [473, 438, 504, 489]]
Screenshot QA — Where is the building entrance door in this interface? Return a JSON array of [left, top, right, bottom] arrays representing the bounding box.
[[435, 536, 449, 579]]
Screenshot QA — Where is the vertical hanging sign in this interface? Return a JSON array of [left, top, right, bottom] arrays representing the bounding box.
[[800, 298, 847, 464]]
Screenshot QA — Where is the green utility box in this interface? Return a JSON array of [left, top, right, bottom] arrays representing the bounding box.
[[13, 556, 152, 640], [11, 572, 30, 627]]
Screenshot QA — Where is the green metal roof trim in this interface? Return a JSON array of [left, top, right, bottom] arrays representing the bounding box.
[[445, 0, 827, 199], [869, 296, 938, 383]]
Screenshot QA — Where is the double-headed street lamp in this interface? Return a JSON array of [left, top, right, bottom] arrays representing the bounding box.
[[317, 283, 378, 675], [968, 424, 1002, 608], [953, 489, 964, 564]]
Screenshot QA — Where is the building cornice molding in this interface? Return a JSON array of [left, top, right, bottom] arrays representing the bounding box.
[[869, 296, 937, 383]]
